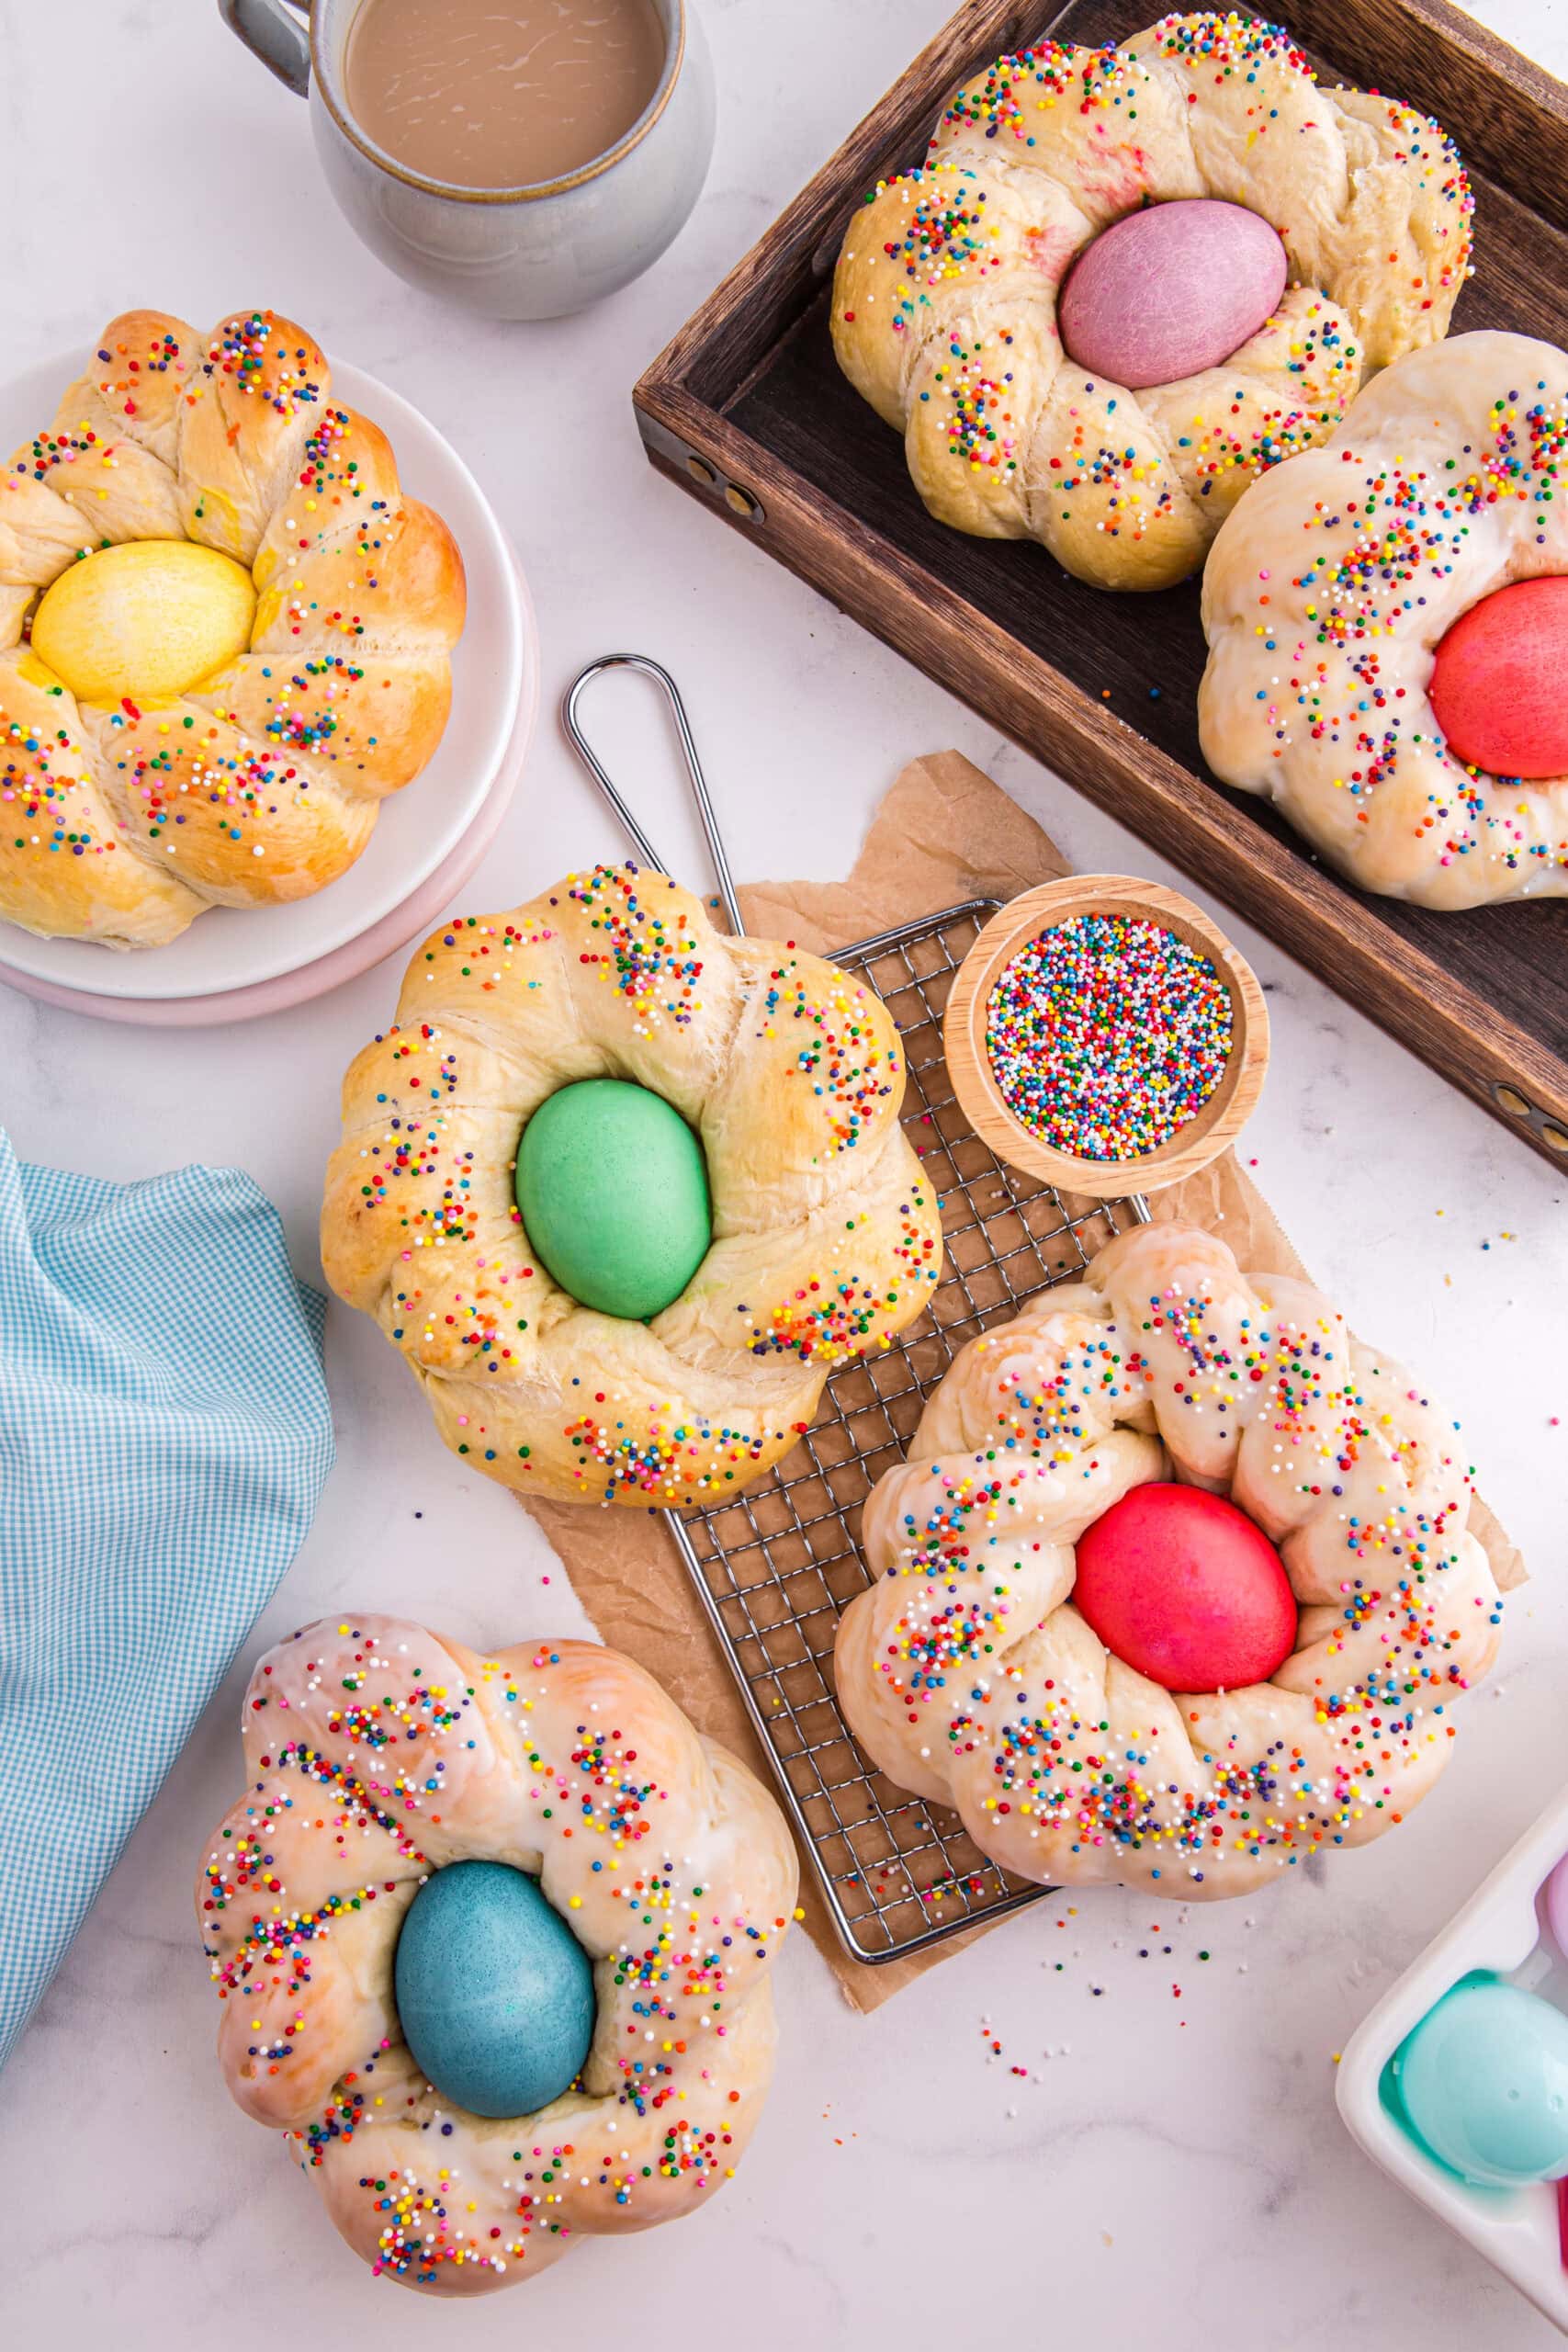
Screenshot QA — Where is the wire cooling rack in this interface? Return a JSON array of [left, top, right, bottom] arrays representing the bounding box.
[[563, 659, 1147, 1966], [663, 899, 1148, 1964]]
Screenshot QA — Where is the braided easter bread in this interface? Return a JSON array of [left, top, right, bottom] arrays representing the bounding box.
[[321, 865, 943, 1506], [0, 306, 464, 948], [198, 1615, 797, 2294], [833, 12, 1472, 591], [1201, 331, 1568, 908], [834, 1220, 1501, 1898]]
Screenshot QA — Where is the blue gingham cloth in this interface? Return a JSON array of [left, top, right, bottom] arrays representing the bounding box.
[[0, 1130, 333, 2068]]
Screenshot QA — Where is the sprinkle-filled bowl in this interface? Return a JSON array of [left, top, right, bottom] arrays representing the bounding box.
[[942, 876, 1269, 1199]]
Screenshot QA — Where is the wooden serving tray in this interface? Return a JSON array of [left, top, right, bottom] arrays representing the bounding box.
[[634, 0, 1568, 1170]]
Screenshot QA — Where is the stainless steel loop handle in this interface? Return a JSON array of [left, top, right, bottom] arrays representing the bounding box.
[[218, 0, 310, 96], [563, 655, 745, 936]]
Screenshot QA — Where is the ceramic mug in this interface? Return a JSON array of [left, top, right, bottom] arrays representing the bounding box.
[[219, 0, 715, 320]]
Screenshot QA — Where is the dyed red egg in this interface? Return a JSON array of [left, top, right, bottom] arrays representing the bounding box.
[[1428, 576, 1568, 778], [1058, 199, 1288, 391], [1073, 1483, 1298, 1693]]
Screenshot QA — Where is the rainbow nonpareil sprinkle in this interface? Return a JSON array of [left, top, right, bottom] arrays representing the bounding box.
[[986, 912, 1233, 1160]]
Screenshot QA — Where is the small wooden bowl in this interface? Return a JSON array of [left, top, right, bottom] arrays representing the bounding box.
[[943, 876, 1269, 1198]]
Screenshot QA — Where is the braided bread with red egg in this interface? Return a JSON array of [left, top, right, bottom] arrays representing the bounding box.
[[835, 1219, 1503, 1897], [1200, 331, 1568, 906]]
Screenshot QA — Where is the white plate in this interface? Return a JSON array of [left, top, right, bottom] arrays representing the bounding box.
[[0, 346, 531, 1001], [1337, 1784, 1568, 2336]]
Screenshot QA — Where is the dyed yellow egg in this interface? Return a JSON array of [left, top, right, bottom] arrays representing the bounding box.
[[30, 539, 256, 704]]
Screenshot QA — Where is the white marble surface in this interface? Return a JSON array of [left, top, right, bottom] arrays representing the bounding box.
[[4, 0, 1568, 2343]]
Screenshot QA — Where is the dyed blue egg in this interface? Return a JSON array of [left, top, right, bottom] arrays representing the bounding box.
[[1393, 1978, 1568, 2187], [393, 1860, 594, 2120]]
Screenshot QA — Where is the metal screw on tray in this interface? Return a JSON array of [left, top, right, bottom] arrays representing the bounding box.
[[942, 875, 1270, 1200]]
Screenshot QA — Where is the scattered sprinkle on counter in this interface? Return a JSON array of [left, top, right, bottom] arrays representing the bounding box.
[[986, 911, 1234, 1159], [975, 1911, 1246, 2109]]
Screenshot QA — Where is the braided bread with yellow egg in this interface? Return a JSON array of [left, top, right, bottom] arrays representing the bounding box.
[[1, 307, 464, 948]]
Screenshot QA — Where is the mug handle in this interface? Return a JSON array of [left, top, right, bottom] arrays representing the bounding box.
[[218, 0, 311, 97]]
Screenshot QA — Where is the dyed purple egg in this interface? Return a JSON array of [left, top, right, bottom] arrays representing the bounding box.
[[1058, 199, 1289, 390]]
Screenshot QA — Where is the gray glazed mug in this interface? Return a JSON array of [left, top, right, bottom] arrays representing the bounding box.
[[219, 0, 715, 320]]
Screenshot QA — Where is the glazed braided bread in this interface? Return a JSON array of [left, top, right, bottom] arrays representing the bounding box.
[[322, 865, 943, 1506], [834, 1220, 1502, 1898], [1200, 331, 1568, 907], [199, 1615, 798, 2293], [833, 12, 1472, 590], [0, 306, 465, 947]]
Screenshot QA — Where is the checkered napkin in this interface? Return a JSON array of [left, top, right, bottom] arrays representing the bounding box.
[[0, 1130, 333, 2068]]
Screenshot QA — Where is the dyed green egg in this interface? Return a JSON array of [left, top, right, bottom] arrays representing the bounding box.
[[516, 1079, 710, 1320]]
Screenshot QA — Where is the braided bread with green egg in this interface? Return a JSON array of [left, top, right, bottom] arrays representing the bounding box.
[[321, 864, 943, 1507]]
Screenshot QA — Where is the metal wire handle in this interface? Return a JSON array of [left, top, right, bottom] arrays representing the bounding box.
[[563, 655, 1152, 1227], [563, 655, 745, 935]]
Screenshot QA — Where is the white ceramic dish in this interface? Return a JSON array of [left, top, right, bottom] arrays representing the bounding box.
[[1337, 1784, 1568, 2335], [0, 345, 535, 1008]]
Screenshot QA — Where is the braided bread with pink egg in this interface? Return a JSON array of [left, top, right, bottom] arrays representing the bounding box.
[[198, 1615, 797, 2295], [833, 12, 1472, 590], [834, 1220, 1502, 1898], [1, 306, 464, 947]]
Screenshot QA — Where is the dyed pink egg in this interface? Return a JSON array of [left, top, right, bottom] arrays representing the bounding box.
[[1428, 576, 1568, 778], [1074, 1483, 1298, 1693], [1058, 199, 1288, 391]]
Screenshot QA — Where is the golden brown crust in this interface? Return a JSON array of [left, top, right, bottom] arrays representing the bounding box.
[[252, 496, 466, 662], [321, 866, 945, 1508], [832, 14, 1471, 591], [0, 308, 467, 948], [73, 310, 205, 464], [177, 310, 332, 564], [186, 652, 453, 802], [0, 649, 201, 945], [250, 403, 402, 589], [78, 696, 378, 905]]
